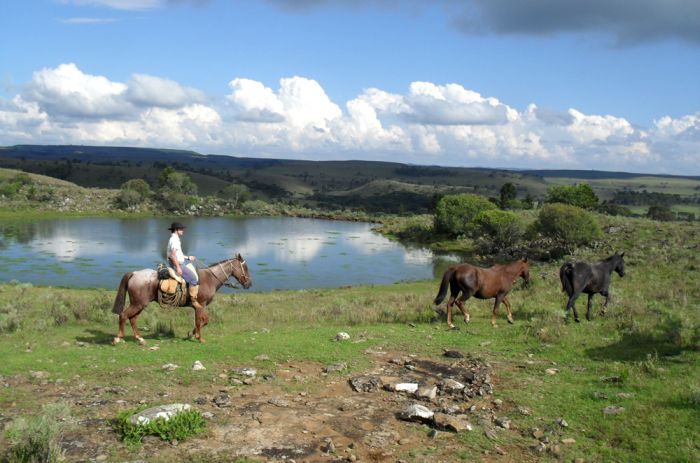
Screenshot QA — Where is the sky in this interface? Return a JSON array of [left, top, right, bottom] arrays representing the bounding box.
[[1, 0, 699, 175]]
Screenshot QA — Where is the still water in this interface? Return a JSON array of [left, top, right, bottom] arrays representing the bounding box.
[[0, 217, 458, 292]]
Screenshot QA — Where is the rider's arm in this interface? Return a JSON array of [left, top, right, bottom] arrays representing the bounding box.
[[171, 248, 182, 275]]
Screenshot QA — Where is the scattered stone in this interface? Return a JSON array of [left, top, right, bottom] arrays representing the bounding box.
[[399, 404, 434, 422], [532, 441, 547, 453], [229, 378, 243, 386], [603, 405, 625, 415], [128, 403, 191, 426], [517, 406, 532, 416], [161, 363, 179, 371], [268, 397, 292, 407], [550, 444, 562, 457], [416, 386, 437, 400], [349, 376, 382, 393], [201, 412, 214, 419], [393, 383, 419, 394], [616, 392, 635, 399], [442, 349, 464, 358], [479, 341, 492, 347], [213, 393, 231, 408], [335, 332, 350, 341], [323, 362, 347, 373], [232, 367, 257, 377], [441, 378, 465, 392], [432, 413, 472, 432], [593, 391, 609, 400], [254, 354, 270, 361], [562, 438, 577, 445], [532, 429, 545, 440], [192, 360, 206, 371], [601, 375, 624, 384], [29, 371, 49, 380], [495, 416, 511, 429], [148, 346, 159, 351], [494, 445, 506, 455], [556, 418, 569, 428], [545, 368, 559, 375], [484, 429, 498, 441], [492, 399, 503, 409]]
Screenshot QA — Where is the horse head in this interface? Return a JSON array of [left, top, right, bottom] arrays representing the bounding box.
[[232, 253, 253, 289], [520, 256, 531, 286], [615, 252, 625, 277]]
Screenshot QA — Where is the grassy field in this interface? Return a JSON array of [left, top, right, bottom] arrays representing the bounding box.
[[0, 215, 698, 462]]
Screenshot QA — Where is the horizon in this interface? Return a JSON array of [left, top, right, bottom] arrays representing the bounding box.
[[1, 1, 699, 175]]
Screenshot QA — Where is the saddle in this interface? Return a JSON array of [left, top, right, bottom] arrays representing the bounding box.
[[156, 264, 188, 307]]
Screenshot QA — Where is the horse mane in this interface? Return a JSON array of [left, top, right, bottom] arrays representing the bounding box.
[[206, 257, 236, 268]]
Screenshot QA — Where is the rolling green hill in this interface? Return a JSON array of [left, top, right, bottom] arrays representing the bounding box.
[[2, 144, 699, 215]]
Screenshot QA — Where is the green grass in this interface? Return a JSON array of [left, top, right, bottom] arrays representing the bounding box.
[[0, 215, 698, 461], [115, 406, 206, 446]]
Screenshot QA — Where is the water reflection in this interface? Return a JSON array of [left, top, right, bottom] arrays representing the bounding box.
[[0, 217, 463, 291]]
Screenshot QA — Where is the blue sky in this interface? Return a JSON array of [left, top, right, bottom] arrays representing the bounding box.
[[1, 0, 699, 174]]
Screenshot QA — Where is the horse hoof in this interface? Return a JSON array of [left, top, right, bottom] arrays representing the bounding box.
[[507, 319, 514, 324], [449, 325, 460, 331], [136, 337, 146, 346], [112, 337, 122, 345], [575, 318, 580, 323]]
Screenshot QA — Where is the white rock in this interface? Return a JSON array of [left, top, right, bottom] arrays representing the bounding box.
[[442, 378, 465, 391], [416, 386, 438, 400], [400, 404, 434, 421], [394, 383, 419, 393], [192, 360, 206, 371], [161, 363, 179, 371], [335, 332, 350, 341], [129, 403, 191, 426]]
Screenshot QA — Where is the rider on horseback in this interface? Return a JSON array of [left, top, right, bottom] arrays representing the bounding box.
[[167, 222, 203, 311]]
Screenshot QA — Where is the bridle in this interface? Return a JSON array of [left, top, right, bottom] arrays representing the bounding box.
[[208, 258, 248, 289]]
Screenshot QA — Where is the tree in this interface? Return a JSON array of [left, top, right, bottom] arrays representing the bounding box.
[[434, 193, 497, 237], [157, 167, 198, 212], [647, 205, 675, 222], [218, 184, 250, 209], [534, 203, 602, 249], [474, 209, 525, 250], [499, 183, 517, 209], [545, 184, 599, 209]]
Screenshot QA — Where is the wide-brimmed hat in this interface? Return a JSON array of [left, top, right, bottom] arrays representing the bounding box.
[[168, 221, 186, 231]]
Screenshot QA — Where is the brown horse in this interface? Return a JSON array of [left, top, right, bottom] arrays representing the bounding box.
[[434, 257, 530, 328], [112, 254, 252, 345]]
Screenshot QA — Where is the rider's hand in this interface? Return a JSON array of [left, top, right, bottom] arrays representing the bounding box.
[[177, 267, 183, 276], [189, 256, 196, 261]]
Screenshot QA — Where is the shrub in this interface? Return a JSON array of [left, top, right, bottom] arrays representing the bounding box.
[[545, 184, 599, 209], [116, 188, 142, 209], [474, 209, 525, 249], [597, 203, 632, 217], [533, 203, 602, 248], [4, 402, 72, 463], [434, 193, 497, 237], [121, 178, 151, 199], [115, 407, 206, 446], [647, 205, 675, 222]]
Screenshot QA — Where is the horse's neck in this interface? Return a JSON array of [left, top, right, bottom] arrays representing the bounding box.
[[503, 262, 523, 279], [596, 258, 616, 274]]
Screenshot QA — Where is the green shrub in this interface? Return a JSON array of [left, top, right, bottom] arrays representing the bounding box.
[[115, 407, 206, 446], [597, 203, 632, 216], [533, 203, 602, 248], [647, 205, 675, 222], [545, 184, 599, 209], [434, 193, 497, 237], [4, 402, 72, 463], [474, 209, 525, 249]]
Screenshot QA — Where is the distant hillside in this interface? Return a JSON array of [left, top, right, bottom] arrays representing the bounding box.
[[2, 144, 699, 215]]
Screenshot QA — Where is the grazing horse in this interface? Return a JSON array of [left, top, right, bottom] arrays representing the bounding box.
[[559, 252, 625, 322], [434, 257, 530, 328], [112, 254, 252, 345]]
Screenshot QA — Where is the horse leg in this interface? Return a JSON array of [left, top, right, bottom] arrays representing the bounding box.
[[600, 291, 611, 315], [114, 303, 141, 345], [503, 296, 514, 324], [586, 294, 594, 321], [491, 295, 504, 327], [446, 296, 456, 329], [454, 293, 471, 325], [565, 292, 581, 323]]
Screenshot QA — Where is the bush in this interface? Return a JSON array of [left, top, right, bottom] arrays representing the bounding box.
[[115, 407, 206, 446], [4, 402, 72, 463], [533, 203, 602, 248], [545, 184, 599, 209], [116, 188, 143, 209], [597, 203, 632, 217], [474, 209, 525, 249], [647, 205, 675, 222], [434, 193, 497, 237]]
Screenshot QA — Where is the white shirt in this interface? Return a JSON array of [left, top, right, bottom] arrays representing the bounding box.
[[167, 233, 185, 264]]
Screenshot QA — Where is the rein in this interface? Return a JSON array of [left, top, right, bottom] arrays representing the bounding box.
[[198, 259, 244, 289]]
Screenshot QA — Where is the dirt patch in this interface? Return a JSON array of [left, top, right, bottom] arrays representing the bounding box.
[[0, 349, 530, 462]]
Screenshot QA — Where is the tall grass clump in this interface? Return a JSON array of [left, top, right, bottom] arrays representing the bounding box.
[[4, 402, 72, 463]]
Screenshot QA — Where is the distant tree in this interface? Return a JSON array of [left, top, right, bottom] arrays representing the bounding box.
[[434, 193, 497, 237], [647, 205, 675, 222], [218, 184, 250, 209], [533, 203, 602, 249], [499, 183, 517, 209], [121, 178, 151, 200], [545, 184, 599, 209], [156, 167, 198, 212], [597, 202, 632, 217]]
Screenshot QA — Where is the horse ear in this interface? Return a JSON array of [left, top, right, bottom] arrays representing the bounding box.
[[620, 251, 625, 257], [236, 253, 243, 260], [522, 256, 528, 263]]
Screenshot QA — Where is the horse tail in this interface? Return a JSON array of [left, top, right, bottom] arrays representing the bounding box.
[[559, 263, 574, 296], [434, 267, 456, 305], [112, 272, 133, 315]]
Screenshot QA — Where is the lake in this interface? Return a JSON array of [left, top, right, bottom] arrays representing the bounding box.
[[0, 217, 460, 292]]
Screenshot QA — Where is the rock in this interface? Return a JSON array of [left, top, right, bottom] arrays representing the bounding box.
[[441, 378, 465, 392], [232, 367, 257, 377], [545, 368, 559, 375], [254, 354, 270, 361], [335, 332, 350, 341], [192, 360, 206, 371], [268, 397, 292, 407], [433, 413, 472, 432], [201, 412, 214, 419], [392, 383, 419, 394], [349, 376, 382, 393], [323, 362, 347, 373], [603, 405, 625, 415], [532, 429, 545, 439], [128, 403, 191, 426], [495, 417, 511, 429], [161, 363, 179, 371], [399, 404, 434, 422], [551, 444, 562, 457], [416, 386, 438, 400], [616, 392, 635, 399], [29, 371, 49, 380], [593, 391, 609, 400], [492, 398, 503, 409], [484, 428, 498, 441], [556, 418, 569, 428], [562, 438, 576, 445], [442, 349, 464, 358], [479, 341, 492, 347], [213, 393, 231, 408], [518, 406, 532, 416]]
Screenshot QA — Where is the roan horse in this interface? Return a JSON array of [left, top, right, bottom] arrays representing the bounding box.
[[559, 252, 625, 322], [434, 257, 530, 328], [112, 254, 252, 345]]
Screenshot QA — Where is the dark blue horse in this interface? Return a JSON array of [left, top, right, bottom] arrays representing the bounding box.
[[559, 253, 625, 322]]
